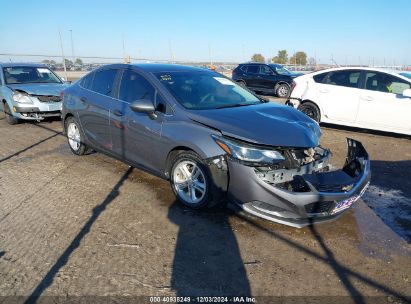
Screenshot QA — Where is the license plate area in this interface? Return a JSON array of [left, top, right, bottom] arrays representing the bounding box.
[[331, 195, 359, 215]]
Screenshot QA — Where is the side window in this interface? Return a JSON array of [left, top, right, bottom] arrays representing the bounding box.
[[365, 72, 410, 94], [260, 65, 272, 75], [313, 72, 329, 83], [80, 72, 94, 90], [327, 70, 361, 88], [246, 65, 259, 74], [155, 92, 172, 114], [119, 69, 155, 103], [240, 65, 247, 72], [91, 69, 117, 96]]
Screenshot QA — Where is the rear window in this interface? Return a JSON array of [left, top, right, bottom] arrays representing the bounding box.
[[246, 65, 259, 74], [91, 69, 118, 96], [313, 72, 329, 83], [80, 72, 94, 90], [326, 70, 361, 88]]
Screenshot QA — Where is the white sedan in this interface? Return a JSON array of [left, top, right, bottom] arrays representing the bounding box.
[[287, 67, 411, 135]]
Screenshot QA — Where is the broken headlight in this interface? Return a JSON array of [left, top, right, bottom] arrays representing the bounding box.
[[12, 92, 33, 104], [212, 135, 284, 165]]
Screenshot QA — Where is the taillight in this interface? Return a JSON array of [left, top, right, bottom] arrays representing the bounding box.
[[60, 91, 64, 98]]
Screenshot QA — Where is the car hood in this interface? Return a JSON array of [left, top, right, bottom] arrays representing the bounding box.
[[290, 72, 304, 78], [187, 103, 321, 148], [7, 83, 68, 96]]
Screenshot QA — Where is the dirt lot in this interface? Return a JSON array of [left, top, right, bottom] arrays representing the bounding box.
[[0, 105, 410, 303]]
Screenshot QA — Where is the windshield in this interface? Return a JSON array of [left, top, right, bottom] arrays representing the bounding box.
[[155, 71, 261, 110], [3, 66, 62, 84], [269, 64, 292, 76], [399, 72, 411, 80]]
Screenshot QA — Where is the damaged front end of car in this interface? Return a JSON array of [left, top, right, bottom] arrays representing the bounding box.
[[214, 136, 370, 227]]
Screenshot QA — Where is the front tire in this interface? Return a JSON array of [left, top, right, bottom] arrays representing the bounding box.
[[298, 101, 321, 123], [170, 151, 215, 209], [275, 83, 290, 98], [3, 102, 19, 125], [65, 116, 89, 155]]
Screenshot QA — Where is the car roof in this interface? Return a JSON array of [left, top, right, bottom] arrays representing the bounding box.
[[95, 63, 210, 73], [306, 66, 411, 82], [0, 62, 47, 68], [239, 62, 266, 65]]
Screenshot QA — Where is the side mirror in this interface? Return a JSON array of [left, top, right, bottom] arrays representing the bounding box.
[[402, 89, 411, 98], [130, 99, 157, 119]]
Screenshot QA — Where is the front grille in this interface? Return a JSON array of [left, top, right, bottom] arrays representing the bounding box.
[[36, 95, 62, 103], [305, 201, 334, 214]]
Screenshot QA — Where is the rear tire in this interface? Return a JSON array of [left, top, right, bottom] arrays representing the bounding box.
[[237, 80, 247, 88], [170, 151, 218, 209], [298, 101, 321, 123], [65, 116, 90, 155], [275, 83, 290, 98], [3, 102, 19, 125]]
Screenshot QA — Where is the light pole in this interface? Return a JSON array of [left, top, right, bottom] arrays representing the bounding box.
[[58, 30, 68, 80], [70, 30, 75, 64]]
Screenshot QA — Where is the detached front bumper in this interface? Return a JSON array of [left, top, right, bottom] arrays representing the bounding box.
[[227, 138, 370, 228]]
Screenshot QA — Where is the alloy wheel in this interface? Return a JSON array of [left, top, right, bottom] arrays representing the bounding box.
[[67, 122, 81, 151], [172, 160, 207, 204]]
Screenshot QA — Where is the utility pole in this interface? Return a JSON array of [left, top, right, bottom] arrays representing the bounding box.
[[242, 44, 245, 62], [69, 29, 75, 63], [58, 30, 68, 80], [209, 44, 213, 67], [168, 40, 174, 63], [122, 34, 128, 63]]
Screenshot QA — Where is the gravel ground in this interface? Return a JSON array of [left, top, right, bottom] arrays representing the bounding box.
[[0, 106, 410, 303]]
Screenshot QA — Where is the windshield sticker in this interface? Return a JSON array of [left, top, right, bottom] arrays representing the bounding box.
[[160, 74, 172, 81], [37, 68, 51, 74], [214, 77, 235, 85]]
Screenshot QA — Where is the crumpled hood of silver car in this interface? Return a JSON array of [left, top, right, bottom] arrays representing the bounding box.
[[187, 102, 321, 148], [7, 83, 68, 96]]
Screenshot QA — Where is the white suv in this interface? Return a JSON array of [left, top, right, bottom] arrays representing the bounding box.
[[287, 67, 411, 135]]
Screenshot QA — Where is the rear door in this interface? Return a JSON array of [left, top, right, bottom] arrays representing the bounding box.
[[356, 71, 411, 133], [243, 65, 260, 88], [315, 70, 362, 122], [258, 65, 277, 90], [77, 68, 119, 150], [112, 69, 165, 171]]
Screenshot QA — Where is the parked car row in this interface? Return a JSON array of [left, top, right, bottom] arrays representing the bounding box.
[[232, 62, 303, 98], [0, 63, 69, 124], [286, 67, 411, 135], [1, 62, 372, 227]]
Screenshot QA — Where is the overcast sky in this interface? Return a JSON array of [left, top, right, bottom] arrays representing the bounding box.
[[1, 0, 410, 65]]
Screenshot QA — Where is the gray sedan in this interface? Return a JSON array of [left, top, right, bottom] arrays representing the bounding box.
[[62, 64, 370, 227], [0, 63, 68, 124]]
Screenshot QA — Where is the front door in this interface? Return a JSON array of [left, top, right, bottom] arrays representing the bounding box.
[[356, 71, 411, 133], [111, 69, 164, 171]]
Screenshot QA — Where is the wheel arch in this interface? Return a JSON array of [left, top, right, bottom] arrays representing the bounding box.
[[299, 99, 323, 122], [165, 146, 197, 179]]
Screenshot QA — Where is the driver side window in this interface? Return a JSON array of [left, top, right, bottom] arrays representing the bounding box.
[[119, 69, 155, 103]]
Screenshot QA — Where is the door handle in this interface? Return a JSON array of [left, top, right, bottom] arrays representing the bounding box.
[[80, 97, 87, 103], [319, 89, 329, 93], [113, 110, 124, 117], [360, 96, 374, 101]]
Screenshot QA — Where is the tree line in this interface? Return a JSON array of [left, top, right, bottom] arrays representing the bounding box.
[[42, 58, 84, 66], [251, 50, 316, 66]]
